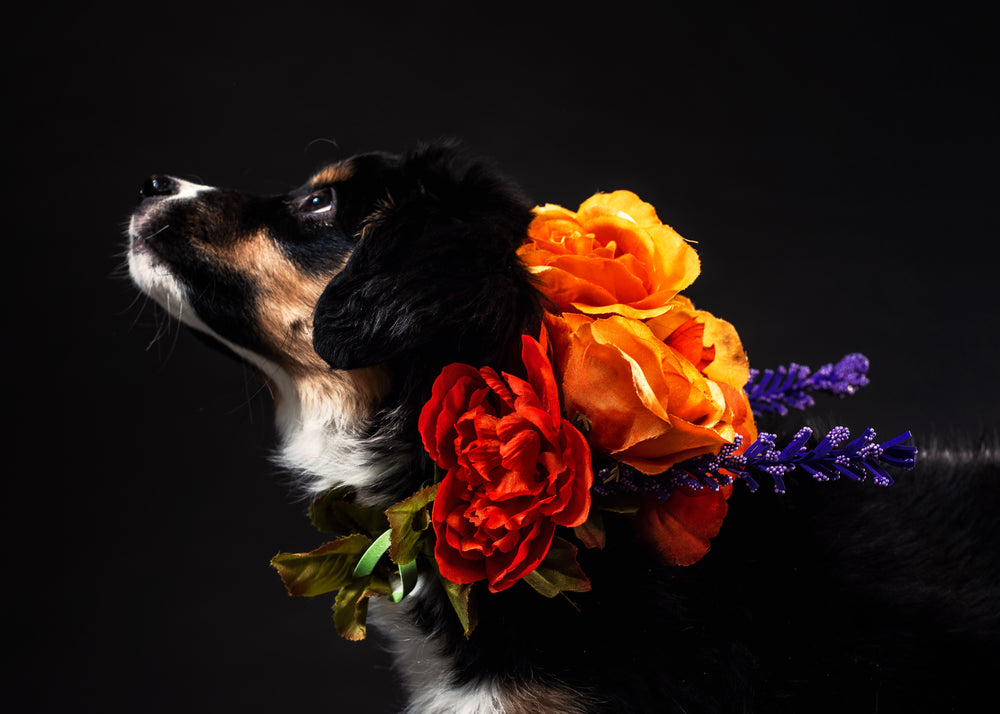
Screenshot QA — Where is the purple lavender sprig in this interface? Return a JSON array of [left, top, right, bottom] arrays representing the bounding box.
[[593, 426, 916, 499], [746, 353, 871, 416]]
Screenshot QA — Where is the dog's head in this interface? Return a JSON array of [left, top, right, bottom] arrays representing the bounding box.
[[127, 144, 541, 496]]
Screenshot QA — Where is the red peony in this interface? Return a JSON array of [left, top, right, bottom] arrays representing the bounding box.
[[419, 332, 593, 593]]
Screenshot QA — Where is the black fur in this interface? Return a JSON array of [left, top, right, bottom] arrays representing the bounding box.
[[313, 145, 541, 375], [133, 143, 999, 713], [387, 435, 996, 714]]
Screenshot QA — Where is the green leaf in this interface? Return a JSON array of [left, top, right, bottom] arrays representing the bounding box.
[[309, 489, 388, 537], [332, 579, 371, 641], [271, 534, 373, 597], [574, 508, 607, 550], [522, 536, 592, 598], [331, 575, 394, 641], [424, 554, 477, 637], [386, 483, 439, 564], [440, 576, 477, 637]]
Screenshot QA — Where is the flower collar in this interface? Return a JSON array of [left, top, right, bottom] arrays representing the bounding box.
[[272, 190, 916, 640]]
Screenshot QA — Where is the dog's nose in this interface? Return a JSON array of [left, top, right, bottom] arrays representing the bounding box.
[[138, 175, 179, 201]]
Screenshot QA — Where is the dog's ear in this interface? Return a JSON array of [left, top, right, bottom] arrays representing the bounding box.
[[312, 145, 540, 373]]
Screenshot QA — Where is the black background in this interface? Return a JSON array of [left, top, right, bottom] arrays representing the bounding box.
[[9, 3, 998, 712]]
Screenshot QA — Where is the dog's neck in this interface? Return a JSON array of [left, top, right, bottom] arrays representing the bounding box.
[[263, 360, 416, 503], [184, 321, 406, 502]]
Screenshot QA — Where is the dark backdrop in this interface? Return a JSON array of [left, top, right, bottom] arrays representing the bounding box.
[[9, 3, 997, 712]]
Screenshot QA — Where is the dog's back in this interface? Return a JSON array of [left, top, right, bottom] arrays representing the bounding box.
[[373, 437, 998, 713]]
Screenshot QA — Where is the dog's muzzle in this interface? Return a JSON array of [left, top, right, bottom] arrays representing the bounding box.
[[129, 175, 216, 244]]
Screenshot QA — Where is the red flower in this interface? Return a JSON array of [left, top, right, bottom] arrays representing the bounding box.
[[419, 333, 593, 593]]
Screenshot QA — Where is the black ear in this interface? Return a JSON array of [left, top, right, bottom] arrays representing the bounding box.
[[312, 145, 540, 373]]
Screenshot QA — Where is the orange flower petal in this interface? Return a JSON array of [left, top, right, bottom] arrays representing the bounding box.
[[560, 319, 670, 454], [571, 289, 683, 319], [578, 190, 663, 228], [647, 298, 750, 388], [549, 253, 650, 303], [663, 317, 714, 371], [718, 382, 758, 448], [616, 416, 735, 474], [700, 315, 750, 388], [634, 486, 731, 566]]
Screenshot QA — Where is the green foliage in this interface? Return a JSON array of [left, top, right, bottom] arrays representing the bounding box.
[[574, 508, 607, 550], [386, 483, 438, 564], [309, 488, 388, 537], [332, 577, 392, 641], [274, 485, 597, 641], [522, 537, 592, 598], [273, 487, 442, 641], [271, 534, 375, 597]]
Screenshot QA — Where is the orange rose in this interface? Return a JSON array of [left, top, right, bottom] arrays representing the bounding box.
[[518, 191, 700, 319], [545, 301, 756, 475], [546, 299, 756, 567]]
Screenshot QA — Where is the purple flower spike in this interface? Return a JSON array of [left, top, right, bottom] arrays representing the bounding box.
[[592, 427, 916, 500], [746, 353, 871, 416]]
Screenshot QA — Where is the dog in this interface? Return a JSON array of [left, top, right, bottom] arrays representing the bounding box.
[[127, 143, 998, 713]]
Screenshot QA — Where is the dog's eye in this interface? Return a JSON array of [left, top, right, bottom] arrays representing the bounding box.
[[298, 187, 335, 215]]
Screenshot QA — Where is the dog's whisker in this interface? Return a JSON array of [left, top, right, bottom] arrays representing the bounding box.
[[142, 223, 171, 241], [116, 283, 152, 318]]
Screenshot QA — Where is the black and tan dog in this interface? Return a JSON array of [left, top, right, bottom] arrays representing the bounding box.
[[127, 143, 998, 713]]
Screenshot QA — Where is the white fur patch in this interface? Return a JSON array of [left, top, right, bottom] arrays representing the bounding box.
[[271, 383, 413, 502], [371, 587, 591, 714], [127, 237, 210, 332]]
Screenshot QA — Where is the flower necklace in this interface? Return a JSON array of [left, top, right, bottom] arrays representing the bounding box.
[[271, 191, 915, 640]]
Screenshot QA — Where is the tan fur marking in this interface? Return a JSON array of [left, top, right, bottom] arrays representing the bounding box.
[[198, 227, 390, 413], [358, 195, 396, 241], [502, 682, 592, 714], [309, 159, 356, 188]]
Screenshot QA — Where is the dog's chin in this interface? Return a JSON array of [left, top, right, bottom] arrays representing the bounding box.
[[127, 243, 207, 332], [127, 210, 270, 369], [127, 240, 401, 500]]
